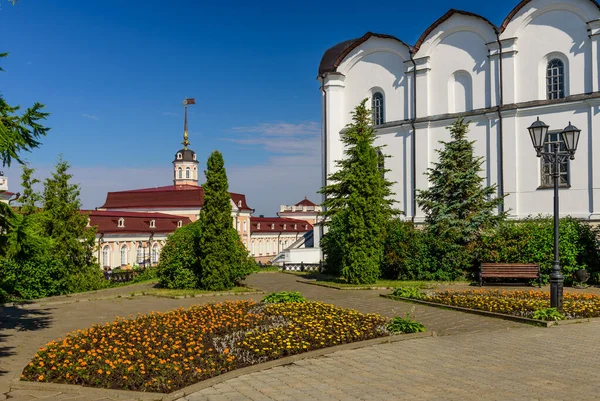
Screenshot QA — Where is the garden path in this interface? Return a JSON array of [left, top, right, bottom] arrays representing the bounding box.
[[0, 272, 576, 401]]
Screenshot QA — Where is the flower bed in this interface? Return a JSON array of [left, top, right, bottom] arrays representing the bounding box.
[[415, 289, 600, 319], [21, 301, 389, 393]]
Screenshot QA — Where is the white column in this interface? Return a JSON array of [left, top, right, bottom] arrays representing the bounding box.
[[413, 121, 430, 222], [498, 38, 518, 104], [501, 111, 519, 217], [588, 21, 600, 92], [322, 73, 346, 181]]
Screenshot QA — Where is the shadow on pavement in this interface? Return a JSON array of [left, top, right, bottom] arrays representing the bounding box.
[[0, 306, 53, 376]]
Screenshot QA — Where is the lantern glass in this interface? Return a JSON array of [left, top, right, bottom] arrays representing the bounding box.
[[561, 122, 581, 156], [528, 117, 549, 154]]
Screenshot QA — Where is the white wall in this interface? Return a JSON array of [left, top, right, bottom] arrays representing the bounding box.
[[321, 0, 600, 221]]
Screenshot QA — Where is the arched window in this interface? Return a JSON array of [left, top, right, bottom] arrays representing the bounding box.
[[177, 220, 183, 228], [259, 241, 263, 255], [251, 240, 255, 255], [136, 245, 143, 263], [102, 245, 110, 267], [186, 167, 190, 179], [178, 168, 182, 179], [547, 59, 565, 100], [149, 219, 155, 228], [120, 245, 128, 265], [177, 153, 182, 160], [372, 92, 384, 125], [257, 223, 261, 229], [151, 245, 159, 264], [118, 218, 125, 228]]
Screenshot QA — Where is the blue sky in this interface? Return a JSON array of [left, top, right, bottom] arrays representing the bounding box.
[[1, 0, 517, 215]]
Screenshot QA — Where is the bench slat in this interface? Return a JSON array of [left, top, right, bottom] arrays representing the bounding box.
[[479, 263, 541, 287]]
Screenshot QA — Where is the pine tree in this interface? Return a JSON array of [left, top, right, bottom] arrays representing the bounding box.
[[41, 155, 95, 270], [416, 117, 506, 244], [319, 99, 397, 284], [197, 151, 252, 290]]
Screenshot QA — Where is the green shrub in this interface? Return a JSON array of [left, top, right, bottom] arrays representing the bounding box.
[[386, 313, 426, 334], [475, 216, 600, 283], [532, 307, 565, 321], [131, 267, 158, 283], [382, 220, 471, 281], [391, 287, 424, 299], [157, 222, 201, 289], [262, 291, 307, 304]]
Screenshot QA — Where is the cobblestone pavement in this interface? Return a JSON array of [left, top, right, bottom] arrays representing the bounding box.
[[181, 319, 600, 401], [0, 272, 586, 400]]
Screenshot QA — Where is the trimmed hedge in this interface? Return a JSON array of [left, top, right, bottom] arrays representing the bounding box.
[[382, 216, 600, 283]]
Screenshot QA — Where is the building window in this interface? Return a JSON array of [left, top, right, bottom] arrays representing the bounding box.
[[120, 245, 128, 265], [257, 223, 261, 229], [186, 167, 190, 179], [151, 245, 159, 264], [267, 241, 271, 254], [283, 224, 286, 230], [243, 221, 247, 232], [251, 240, 255, 255], [137, 246, 143, 263], [149, 219, 155, 228], [118, 218, 125, 228], [177, 153, 182, 160], [547, 59, 565, 100], [236, 219, 240, 231], [102, 245, 110, 267], [178, 168, 182, 179], [237, 200, 242, 207], [372, 92, 384, 125], [259, 241, 263, 255], [177, 220, 183, 228], [193, 154, 196, 160], [541, 131, 569, 187], [294, 224, 297, 230]]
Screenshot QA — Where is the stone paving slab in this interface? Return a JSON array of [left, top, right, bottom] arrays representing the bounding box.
[[0, 272, 552, 400], [181, 319, 600, 401]]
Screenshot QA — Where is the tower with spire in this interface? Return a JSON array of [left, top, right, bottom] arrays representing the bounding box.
[[173, 98, 199, 186]]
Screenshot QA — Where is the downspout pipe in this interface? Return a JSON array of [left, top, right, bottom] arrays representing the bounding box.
[[409, 49, 418, 223], [495, 28, 505, 213]]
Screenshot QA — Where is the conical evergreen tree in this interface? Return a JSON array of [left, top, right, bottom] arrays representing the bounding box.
[[320, 99, 397, 284], [197, 151, 252, 290], [41, 155, 96, 270], [416, 117, 506, 244], [18, 165, 41, 216]]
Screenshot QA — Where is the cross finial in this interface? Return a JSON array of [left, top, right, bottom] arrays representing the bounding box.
[[182, 98, 196, 149]]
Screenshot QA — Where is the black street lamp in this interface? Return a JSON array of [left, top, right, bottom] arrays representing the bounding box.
[[527, 117, 581, 312]]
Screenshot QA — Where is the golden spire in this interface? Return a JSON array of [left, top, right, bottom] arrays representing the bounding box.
[[182, 98, 195, 149]]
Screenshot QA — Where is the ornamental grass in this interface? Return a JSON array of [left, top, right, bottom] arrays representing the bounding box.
[[421, 289, 600, 319], [21, 300, 388, 393]]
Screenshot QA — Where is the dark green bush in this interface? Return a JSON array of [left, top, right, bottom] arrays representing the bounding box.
[[382, 220, 469, 281], [474, 216, 600, 283], [157, 222, 202, 289]]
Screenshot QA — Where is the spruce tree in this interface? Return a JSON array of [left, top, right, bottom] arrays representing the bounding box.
[[197, 151, 251, 290], [416, 117, 506, 244], [18, 165, 41, 216], [41, 155, 95, 270], [320, 99, 396, 284]]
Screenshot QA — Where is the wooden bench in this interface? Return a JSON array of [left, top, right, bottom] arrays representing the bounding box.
[[479, 263, 542, 287]]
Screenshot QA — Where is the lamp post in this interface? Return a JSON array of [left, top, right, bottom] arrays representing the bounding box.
[[527, 117, 581, 312]]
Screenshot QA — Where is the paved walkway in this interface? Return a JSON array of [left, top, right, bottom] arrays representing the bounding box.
[[1, 272, 597, 400]]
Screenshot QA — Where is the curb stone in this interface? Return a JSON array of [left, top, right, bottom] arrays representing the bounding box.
[[12, 331, 434, 401], [381, 294, 594, 327]]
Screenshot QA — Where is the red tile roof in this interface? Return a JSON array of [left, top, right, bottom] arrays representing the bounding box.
[[99, 185, 252, 211], [85, 210, 192, 234], [295, 197, 318, 207], [250, 217, 312, 233]]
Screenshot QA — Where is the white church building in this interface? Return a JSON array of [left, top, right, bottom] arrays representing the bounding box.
[[318, 0, 600, 222]]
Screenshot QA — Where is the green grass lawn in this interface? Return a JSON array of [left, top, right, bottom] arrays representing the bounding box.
[[132, 286, 260, 298], [288, 271, 468, 289]]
